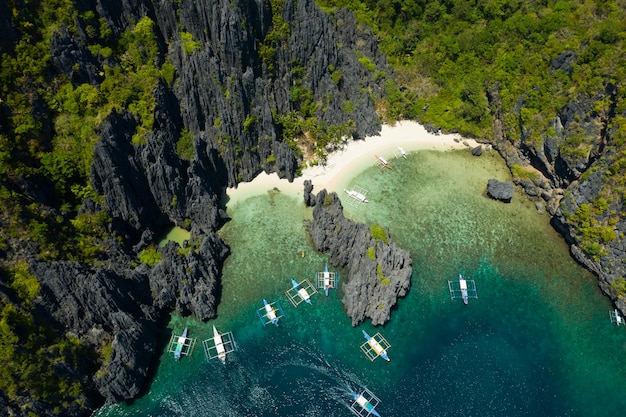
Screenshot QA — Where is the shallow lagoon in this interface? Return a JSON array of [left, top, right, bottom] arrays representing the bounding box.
[[96, 149, 626, 417]]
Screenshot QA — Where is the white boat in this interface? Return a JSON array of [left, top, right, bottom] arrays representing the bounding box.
[[323, 263, 331, 296], [213, 325, 227, 364], [398, 147, 407, 158], [292, 278, 312, 304], [375, 154, 391, 169], [344, 189, 369, 203], [173, 327, 188, 360], [459, 274, 469, 305], [263, 299, 280, 326], [350, 390, 382, 417], [362, 330, 390, 362]]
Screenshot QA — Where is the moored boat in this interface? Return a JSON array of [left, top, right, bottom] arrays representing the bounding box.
[[459, 274, 469, 305], [375, 154, 391, 169], [292, 278, 312, 304], [323, 263, 331, 296], [362, 330, 390, 362], [213, 325, 227, 364], [263, 299, 280, 326], [344, 188, 369, 203], [174, 327, 188, 360]]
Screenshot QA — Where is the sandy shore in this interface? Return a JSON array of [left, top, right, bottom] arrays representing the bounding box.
[[226, 121, 480, 205]]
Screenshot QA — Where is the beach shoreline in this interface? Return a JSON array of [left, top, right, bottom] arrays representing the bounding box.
[[225, 120, 480, 205]]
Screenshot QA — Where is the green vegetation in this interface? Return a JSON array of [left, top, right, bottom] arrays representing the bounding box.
[[180, 31, 201, 54], [367, 246, 375, 260], [370, 224, 388, 244], [315, 0, 626, 140], [176, 129, 195, 160], [138, 245, 162, 266], [511, 164, 539, 181], [612, 278, 626, 300], [8, 262, 40, 306], [565, 203, 615, 260], [376, 263, 390, 285], [258, 0, 290, 72], [0, 295, 88, 413]]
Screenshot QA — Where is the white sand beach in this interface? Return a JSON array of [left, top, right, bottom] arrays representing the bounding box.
[[226, 120, 480, 205]]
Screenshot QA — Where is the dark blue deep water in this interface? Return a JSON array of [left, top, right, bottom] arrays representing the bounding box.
[[96, 149, 626, 417]]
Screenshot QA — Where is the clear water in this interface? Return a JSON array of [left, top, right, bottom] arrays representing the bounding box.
[[95, 150, 626, 417]]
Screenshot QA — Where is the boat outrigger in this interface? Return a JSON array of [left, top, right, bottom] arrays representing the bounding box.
[[167, 327, 196, 360], [316, 263, 338, 296], [349, 389, 382, 417], [360, 330, 391, 362], [202, 325, 237, 364], [609, 308, 625, 326], [375, 154, 391, 169], [286, 278, 317, 307], [344, 185, 369, 208], [257, 299, 284, 326], [397, 147, 407, 159], [448, 273, 478, 304]]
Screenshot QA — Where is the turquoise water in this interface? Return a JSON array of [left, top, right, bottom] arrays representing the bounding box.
[[95, 149, 626, 417]]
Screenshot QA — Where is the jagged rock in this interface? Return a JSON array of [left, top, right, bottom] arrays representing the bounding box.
[[30, 260, 160, 403], [472, 145, 483, 156], [550, 51, 577, 76], [424, 122, 442, 135], [149, 230, 229, 320], [50, 25, 101, 85], [93, 315, 157, 403], [303, 179, 315, 207], [308, 189, 412, 326], [487, 179, 514, 203]]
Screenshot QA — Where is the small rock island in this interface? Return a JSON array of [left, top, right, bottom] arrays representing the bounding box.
[[304, 180, 413, 326]]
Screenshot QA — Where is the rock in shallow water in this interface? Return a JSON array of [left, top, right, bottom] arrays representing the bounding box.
[[487, 179, 514, 203]]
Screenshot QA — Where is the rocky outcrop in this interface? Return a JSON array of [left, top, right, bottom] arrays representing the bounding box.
[[306, 187, 412, 326], [486, 60, 625, 317], [30, 259, 159, 403], [487, 179, 514, 203], [148, 229, 229, 320]]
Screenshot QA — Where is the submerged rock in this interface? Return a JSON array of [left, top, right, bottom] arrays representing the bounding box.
[[307, 189, 412, 326]]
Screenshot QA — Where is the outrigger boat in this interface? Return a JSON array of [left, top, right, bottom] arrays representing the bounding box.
[[344, 188, 369, 203], [212, 325, 226, 364], [361, 330, 391, 362], [292, 278, 311, 304], [447, 273, 478, 304], [609, 308, 625, 326], [202, 325, 237, 364], [174, 328, 188, 360], [167, 327, 196, 360], [375, 154, 391, 169], [258, 299, 283, 326], [316, 263, 338, 296], [323, 263, 331, 296], [349, 389, 382, 417], [459, 274, 469, 305], [397, 147, 407, 158]]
